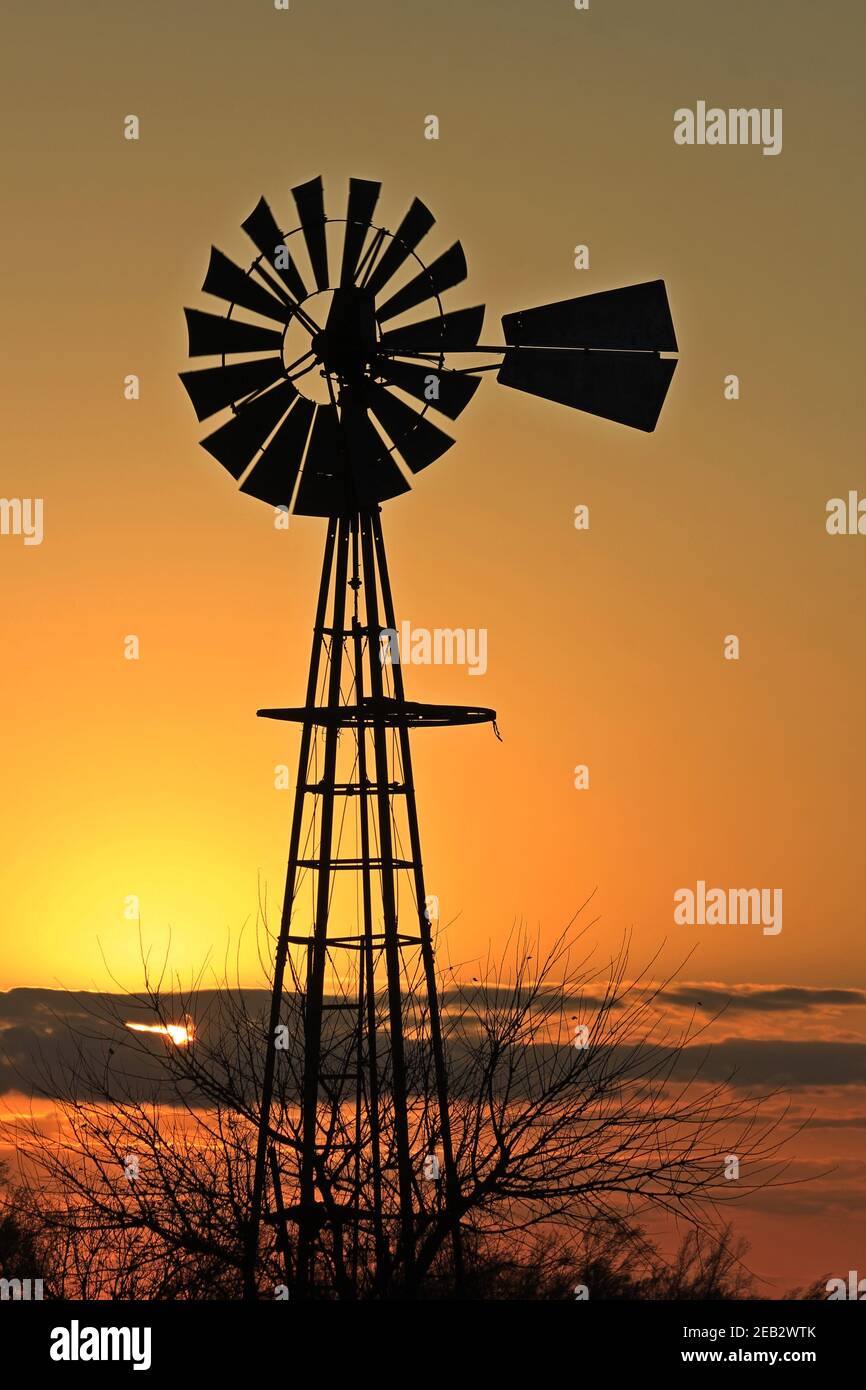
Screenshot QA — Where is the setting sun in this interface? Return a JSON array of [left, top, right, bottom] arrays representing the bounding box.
[[125, 1020, 194, 1047]]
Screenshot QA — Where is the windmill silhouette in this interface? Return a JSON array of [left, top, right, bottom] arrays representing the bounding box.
[[180, 175, 678, 1298]]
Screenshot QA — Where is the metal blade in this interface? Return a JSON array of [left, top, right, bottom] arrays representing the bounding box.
[[376, 358, 481, 420], [202, 247, 293, 324], [241, 196, 309, 303], [502, 280, 678, 352], [375, 241, 468, 323], [294, 402, 409, 514], [200, 379, 298, 478], [364, 383, 455, 474], [379, 304, 485, 353], [362, 197, 435, 298], [340, 396, 412, 502], [340, 178, 381, 286], [184, 308, 283, 357], [497, 348, 677, 431], [179, 356, 286, 422], [239, 396, 315, 504], [292, 176, 329, 291], [293, 406, 346, 515]]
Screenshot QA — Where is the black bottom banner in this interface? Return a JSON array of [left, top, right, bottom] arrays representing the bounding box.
[[1, 1296, 860, 1378]]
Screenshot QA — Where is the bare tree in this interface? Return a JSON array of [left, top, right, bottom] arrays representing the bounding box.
[[2, 902, 802, 1299]]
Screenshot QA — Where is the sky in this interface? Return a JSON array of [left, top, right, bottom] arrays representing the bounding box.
[[1, 0, 864, 1288]]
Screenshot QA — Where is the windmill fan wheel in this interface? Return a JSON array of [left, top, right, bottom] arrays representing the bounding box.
[[180, 176, 485, 517]]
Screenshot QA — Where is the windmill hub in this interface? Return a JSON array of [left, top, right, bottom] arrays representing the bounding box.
[[311, 286, 378, 381]]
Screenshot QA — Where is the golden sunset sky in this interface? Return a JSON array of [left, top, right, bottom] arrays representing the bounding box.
[[2, 0, 863, 988]]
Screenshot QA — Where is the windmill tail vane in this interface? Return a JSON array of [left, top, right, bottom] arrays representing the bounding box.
[[179, 173, 678, 1297]]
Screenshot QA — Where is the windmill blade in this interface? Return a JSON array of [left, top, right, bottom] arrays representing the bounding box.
[[203, 247, 293, 324], [293, 405, 345, 515], [184, 308, 284, 358], [341, 396, 413, 502], [241, 196, 309, 303], [377, 358, 481, 420], [292, 176, 329, 291], [503, 280, 678, 352], [239, 397, 316, 505], [364, 382, 455, 474], [379, 304, 485, 353], [200, 379, 298, 478], [293, 401, 409, 514], [340, 178, 381, 286], [179, 357, 286, 423], [375, 242, 468, 324], [361, 197, 435, 298], [497, 348, 677, 432]]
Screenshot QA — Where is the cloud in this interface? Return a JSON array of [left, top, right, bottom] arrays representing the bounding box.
[[661, 985, 866, 1015], [2, 987, 866, 1104], [676, 1040, 866, 1089], [438, 982, 866, 1019], [0, 987, 264, 1106], [806, 1116, 866, 1130]]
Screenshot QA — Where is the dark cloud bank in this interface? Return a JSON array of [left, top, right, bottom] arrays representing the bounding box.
[[1, 985, 865, 1105]]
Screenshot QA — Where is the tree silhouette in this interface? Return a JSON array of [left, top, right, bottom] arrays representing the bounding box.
[[2, 902, 804, 1299]]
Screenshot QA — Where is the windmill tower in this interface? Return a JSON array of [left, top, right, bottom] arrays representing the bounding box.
[[180, 175, 678, 1298]]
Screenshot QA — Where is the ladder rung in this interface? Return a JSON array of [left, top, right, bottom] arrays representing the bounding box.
[[297, 857, 416, 871], [318, 624, 378, 637], [283, 932, 424, 950], [321, 933, 424, 948], [302, 782, 407, 796]]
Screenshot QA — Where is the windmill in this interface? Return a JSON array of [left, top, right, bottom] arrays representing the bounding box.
[[179, 175, 678, 1298]]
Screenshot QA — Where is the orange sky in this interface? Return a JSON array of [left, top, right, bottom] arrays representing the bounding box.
[[1, 0, 863, 992]]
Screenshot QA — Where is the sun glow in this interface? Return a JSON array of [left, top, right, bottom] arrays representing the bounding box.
[[125, 1020, 194, 1047]]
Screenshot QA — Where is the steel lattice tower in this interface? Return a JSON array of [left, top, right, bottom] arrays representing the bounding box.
[[253, 508, 495, 1296]]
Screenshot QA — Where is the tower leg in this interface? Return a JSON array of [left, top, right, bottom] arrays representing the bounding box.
[[245, 517, 338, 1300], [372, 511, 464, 1289], [359, 511, 416, 1288], [349, 519, 386, 1281], [295, 514, 351, 1295]]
